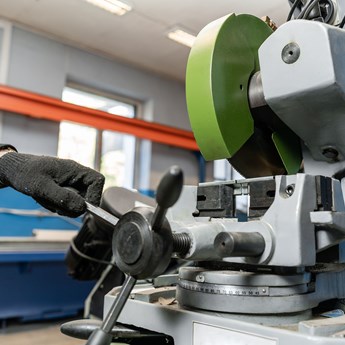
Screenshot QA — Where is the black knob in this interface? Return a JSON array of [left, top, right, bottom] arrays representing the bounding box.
[[151, 166, 183, 231], [156, 166, 183, 209]]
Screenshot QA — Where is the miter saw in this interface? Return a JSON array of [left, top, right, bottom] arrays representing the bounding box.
[[62, 1, 345, 344]]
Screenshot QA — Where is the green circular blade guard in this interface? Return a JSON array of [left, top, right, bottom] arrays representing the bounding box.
[[186, 13, 301, 177]]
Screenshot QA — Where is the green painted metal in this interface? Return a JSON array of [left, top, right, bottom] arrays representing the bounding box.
[[186, 13, 272, 160], [272, 130, 302, 175]]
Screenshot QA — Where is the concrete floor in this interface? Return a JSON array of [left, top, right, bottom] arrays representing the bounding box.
[[0, 320, 84, 345]]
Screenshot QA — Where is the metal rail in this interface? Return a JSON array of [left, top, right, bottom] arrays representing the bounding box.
[[0, 85, 198, 151]]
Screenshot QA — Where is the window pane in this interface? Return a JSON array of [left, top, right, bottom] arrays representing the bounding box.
[[57, 122, 97, 168], [59, 86, 137, 188], [62, 87, 135, 117], [101, 130, 135, 190]]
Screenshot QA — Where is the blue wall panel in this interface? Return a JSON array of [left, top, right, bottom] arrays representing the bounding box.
[[0, 187, 94, 322], [0, 187, 81, 236]]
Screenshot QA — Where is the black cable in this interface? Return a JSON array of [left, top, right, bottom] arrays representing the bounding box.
[[297, 0, 313, 19], [298, 0, 320, 19], [70, 239, 116, 267], [303, 0, 321, 19], [287, 0, 303, 21]]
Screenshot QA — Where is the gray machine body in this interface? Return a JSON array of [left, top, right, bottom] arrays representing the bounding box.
[[105, 291, 345, 345], [168, 174, 345, 266], [260, 20, 345, 165], [103, 172, 345, 343]]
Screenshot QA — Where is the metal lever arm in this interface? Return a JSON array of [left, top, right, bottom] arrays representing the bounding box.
[[85, 275, 137, 345]]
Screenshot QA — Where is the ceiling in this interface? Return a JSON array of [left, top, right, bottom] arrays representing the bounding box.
[[0, 0, 290, 81]]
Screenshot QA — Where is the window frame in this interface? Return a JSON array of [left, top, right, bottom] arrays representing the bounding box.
[[59, 82, 140, 189], [66, 81, 143, 119]]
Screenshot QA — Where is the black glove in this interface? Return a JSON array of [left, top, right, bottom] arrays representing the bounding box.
[[0, 152, 105, 217]]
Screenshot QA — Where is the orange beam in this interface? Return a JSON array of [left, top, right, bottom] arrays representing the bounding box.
[[0, 85, 199, 151]]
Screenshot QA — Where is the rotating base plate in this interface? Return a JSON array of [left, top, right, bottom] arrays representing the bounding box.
[[177, 267, 312, 315]]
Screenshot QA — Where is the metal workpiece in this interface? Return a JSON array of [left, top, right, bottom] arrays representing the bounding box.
[[85, 202, 118, 227], [214, 231, 266, 258], [259, 19, 345, 164]]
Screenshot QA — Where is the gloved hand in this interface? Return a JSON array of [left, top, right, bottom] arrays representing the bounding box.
[[0, 152, 105, 217]]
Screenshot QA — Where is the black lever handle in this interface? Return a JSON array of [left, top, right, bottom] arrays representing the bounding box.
[[85, 275, 137, 345], [151, 165, 183, 231]]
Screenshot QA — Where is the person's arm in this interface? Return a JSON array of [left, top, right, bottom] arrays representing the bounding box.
[[0, 146, 105, 217]]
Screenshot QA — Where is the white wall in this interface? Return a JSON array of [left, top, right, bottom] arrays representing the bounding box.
[[0, 23, 203, 189]]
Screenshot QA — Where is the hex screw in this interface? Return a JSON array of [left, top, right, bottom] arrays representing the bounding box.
[[285, 184, 295, 197]]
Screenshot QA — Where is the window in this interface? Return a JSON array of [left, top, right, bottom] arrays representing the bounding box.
[[57, 85, 137, 190]]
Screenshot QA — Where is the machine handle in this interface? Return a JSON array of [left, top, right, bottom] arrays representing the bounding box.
[[85, 166, 184, 345], [85, 275, 137, 345], [151, 165, 183, 231]]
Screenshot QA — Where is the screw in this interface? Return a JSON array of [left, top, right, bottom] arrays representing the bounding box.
[[285, 184, 295, 197], [282, 43, 300, 64], [322, 147, 339, 160], [196, 275, 205, 283]]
